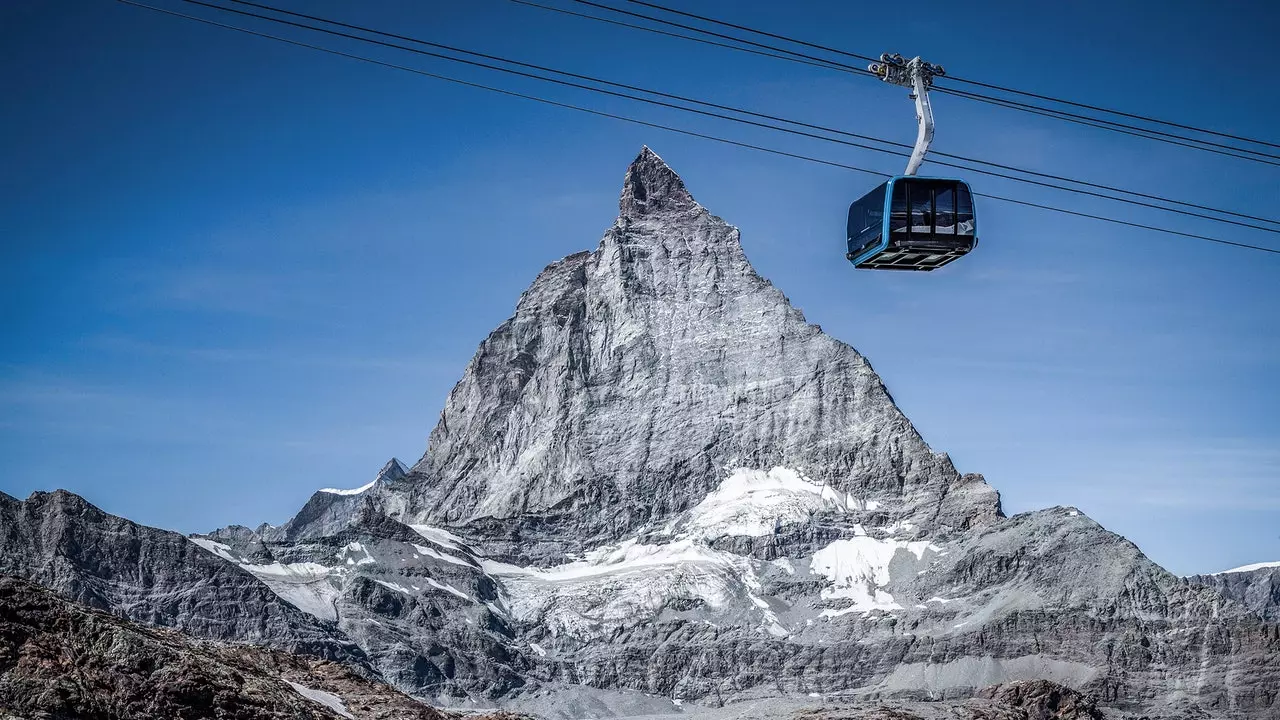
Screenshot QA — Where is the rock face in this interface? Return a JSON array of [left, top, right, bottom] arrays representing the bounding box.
[[0, 575, 451, 720], [0, 489, 367, 667], [783, 679, 1107, 719], [1189, 563, 1280, 623], [2, 148, 1278, 719], [196, 501, 531, 702], [262, 458, 411, 543]]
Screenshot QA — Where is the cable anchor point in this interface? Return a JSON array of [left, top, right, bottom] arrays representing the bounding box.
[[869, 53, 946, 175]]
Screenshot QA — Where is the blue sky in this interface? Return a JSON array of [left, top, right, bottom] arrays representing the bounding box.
[[2, 0, 1277, 576]]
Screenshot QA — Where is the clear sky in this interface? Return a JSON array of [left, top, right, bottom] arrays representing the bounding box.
[[2, 0, 1277, 576]]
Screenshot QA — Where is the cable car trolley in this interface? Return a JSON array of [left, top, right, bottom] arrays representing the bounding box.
[[847, 54, 978, 271]]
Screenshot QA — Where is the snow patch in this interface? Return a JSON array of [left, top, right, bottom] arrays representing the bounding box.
[[681, 467, 869, 539], [375, 579, 413, 594], [425, 576, 472, 602], [529, 642, 547, 657], [190, 537, 240, 563], [811, 536, 937, 616], [286, 681, 353, 719], [318, 480, 376, 496], [237, 561, 341, 622], [409, 524, 467, 550], [484, 537, 785, 640], [412, 543, 473, 567], [1214, 560, 1280, 575], [341, 542, 376, 566]]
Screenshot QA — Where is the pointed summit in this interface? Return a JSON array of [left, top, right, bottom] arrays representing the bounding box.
[[263, 457, 412, 541], [619, 146, 696, 218]]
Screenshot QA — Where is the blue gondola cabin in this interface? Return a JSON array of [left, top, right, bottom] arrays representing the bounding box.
[[847, 177, 977, 270]]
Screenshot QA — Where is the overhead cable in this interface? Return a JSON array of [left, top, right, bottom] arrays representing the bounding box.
[[613, 0, 1280, 156], [190, 0, 1280, 232], [113, 0, 1280, 256]]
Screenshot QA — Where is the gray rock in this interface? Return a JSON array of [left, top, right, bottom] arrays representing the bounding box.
[[1189, 564, 1280, 623], [0, 574, 500, 720], [0, 489, 368, 667], [256, 459, 410, 543]]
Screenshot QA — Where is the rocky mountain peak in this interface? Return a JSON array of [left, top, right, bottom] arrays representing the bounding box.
[[618, 146, 697, 218], [376, 457, 409, 484], [382, 147, 1000, 562]]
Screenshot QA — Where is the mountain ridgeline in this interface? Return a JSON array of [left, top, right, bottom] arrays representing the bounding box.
[[1, 148, 1277, 719], [380, 146, 1002, 560]]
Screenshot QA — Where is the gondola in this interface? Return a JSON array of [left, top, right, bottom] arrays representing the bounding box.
[[848, 53, 979, 272], [847, 176, 977, 270]]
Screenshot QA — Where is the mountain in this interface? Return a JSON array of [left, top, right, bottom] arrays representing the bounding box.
[[0, 488, 367, 666], [260, 458, 411, 542], [195, 148, 1276, 717], [380, 146, 1000, 560], [3, 148, 1277, 718], [0, 572, 1114, 720], [0, 574, 455, 719], [196, 498, 531, 703], [1189, 562, 1280, 623]]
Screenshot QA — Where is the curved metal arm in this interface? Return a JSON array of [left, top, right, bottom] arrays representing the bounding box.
[[905, 67, 935, 176], [869, 54, 946, 176]]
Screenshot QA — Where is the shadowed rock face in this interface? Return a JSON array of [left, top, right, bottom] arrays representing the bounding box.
[[1189, 565, 1280, 623], [0, 489, 367, 667], [261, 459, 411, 543]]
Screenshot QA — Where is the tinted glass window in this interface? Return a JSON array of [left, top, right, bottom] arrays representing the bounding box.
[[935, 185, 956, 235], [890, 181, 908, 234], [847, 183, 886, 248], [910, 183, 933, 234], [956, 184, 975, 236]]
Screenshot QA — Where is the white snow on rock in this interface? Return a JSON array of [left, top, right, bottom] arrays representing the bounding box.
[[318, 479, 377, 496], [190, 537, 240, 563], [681, 467, 875, 540], [286, 681, 354, 719], [409, 524, 468, 550], [425, 576, 473, 602], [412, 543, 473, 568], [483, 537, 785, 640], [811, 536, 938, 617], [190, 538, 343, 621], [1214, 560, 1280, 575], [375, 579, 413, 594], [238, 561, 342, 621]]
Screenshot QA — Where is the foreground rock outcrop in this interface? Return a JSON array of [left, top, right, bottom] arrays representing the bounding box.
[[0, 575, 448, 720]]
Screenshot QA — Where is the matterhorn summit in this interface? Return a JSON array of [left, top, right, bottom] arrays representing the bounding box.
[[379, 146, 1002, 562]]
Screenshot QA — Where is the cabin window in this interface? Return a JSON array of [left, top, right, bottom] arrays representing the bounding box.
[[910, 184, 934, 234], [847, 183, 886, 251], [956, 184, 975, 236], [935, 186, 956, 235], [890, 181, 909, 235]]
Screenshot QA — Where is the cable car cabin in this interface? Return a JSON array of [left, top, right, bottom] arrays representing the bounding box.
[[846, 177, 977, 271]]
